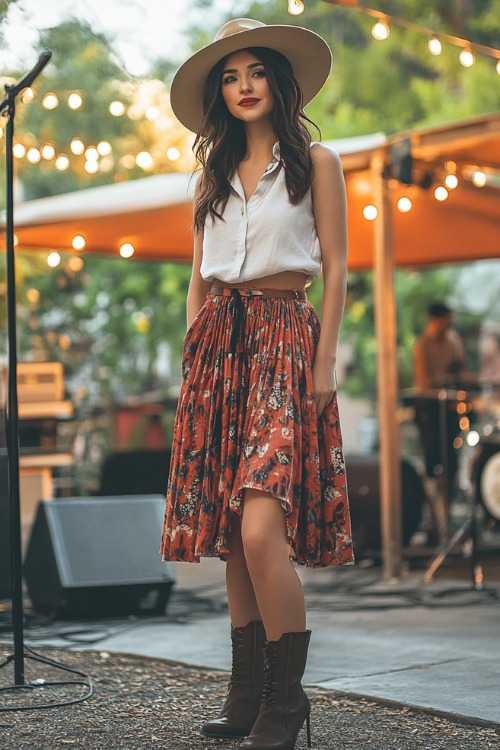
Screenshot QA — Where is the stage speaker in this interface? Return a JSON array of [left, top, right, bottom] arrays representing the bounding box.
[[24, 495, 175, 619], [0, 449, 11, 599], [346, 454, 424, 556]]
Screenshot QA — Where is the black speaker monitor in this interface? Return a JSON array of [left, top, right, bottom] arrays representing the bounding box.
[[24, 495, 175, 619]]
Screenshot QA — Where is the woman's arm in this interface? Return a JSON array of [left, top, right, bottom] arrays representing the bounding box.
[[186, 178, 212, 329], [310, 144, 348, 416]]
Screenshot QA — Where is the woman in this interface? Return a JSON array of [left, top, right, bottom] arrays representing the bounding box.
[[160, 18, 353, 750]]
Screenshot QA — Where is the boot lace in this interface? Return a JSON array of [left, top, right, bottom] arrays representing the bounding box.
[[227, 629, 245, 690], [261, 643, 279, 704]]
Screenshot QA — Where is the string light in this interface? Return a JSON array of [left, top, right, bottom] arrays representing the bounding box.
[[42, 92, 59, 110], [397, 196, 412, 213], [363, 205, 378, 220], [119, 243, 135, 258], [55, 154, 70, 171], [97, 140, 112, 156], [70, 138, 85, 155], [47, 251, 61, 267], [41, 144, 56, 160], [428, 34, 442, 56], [136, 151, 154, 170], [84, 160, 99, 174], [434, 186, 448, 201], [109, 100, 125, 116], [145, 106, 159, 121], [72, 235, 86, 251], [459, 47, 475, 67], [287, 0, 305, 15], [68, 92, 83, 109], [323, 1, 500, 72], [445, 174, 458, 190], [472, 170, 486, 187], [20, 87, 35, 103], [166, 147, 180, 161], [13, 143, 26, 158], [372, 19, 390, 41], [85, 146, 99, 161], [26, 147, 41, 164]]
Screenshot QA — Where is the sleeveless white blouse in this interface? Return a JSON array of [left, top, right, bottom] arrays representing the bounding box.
[[200, 142, 322, 284]]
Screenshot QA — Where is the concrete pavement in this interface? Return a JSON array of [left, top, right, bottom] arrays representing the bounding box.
[[16, 555, 500, 729]]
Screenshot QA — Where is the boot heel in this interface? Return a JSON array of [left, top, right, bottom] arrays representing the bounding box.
[[305, 711, 311, 748]]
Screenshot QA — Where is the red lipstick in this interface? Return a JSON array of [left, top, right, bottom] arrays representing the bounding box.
[[238, 98, 260, 106]]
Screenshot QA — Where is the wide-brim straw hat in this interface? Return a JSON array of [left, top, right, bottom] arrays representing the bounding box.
[[170, 18, 332, 134]]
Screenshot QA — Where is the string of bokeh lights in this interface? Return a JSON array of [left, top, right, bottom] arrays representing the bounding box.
[[288, 0, 500, 75]]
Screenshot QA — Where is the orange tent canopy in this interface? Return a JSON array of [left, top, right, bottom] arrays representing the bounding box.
[[5, 113, 499, 269]]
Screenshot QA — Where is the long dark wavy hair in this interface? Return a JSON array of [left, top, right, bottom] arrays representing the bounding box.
[[193, 46, 320, 232]]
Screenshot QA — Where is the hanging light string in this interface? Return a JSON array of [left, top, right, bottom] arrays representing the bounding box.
[[310, 1, 500, 72]]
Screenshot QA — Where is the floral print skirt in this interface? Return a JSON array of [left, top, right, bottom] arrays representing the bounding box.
[[160, 288, 354, 568]]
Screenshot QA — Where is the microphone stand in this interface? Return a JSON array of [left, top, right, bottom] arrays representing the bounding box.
[[0, 49, 52, 688], [0, 51, 93, 710]]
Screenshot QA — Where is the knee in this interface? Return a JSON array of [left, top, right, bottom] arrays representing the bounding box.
[[241, 526, 287, 576]]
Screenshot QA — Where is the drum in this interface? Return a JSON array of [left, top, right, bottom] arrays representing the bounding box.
[[473, 437, 500, 520]]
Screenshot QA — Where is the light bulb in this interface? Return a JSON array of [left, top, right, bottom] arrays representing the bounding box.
[[145, 106, 159, 121], [21, 87, 35, 103], [397, 197, 412, 213], [372, 20, 390, 41], [167, 147, 180, 161], [434, 186, 448, 201], [41, 144, 55, 160], [68, 92, 83, 109], [459, 47, 475, 67], [472, 170, 486, 187], [47, 251, 61, 267], [85, 146, 99, 161], [363, 205, 378, 221], [70, 138, 85, 155], [445, 174, 458, 190], [428, 35, 442, 56], [27, 147, 41, 164], [13, 143, 26, 158], [84, 160, 98, 174], [72, 235, 86, 251], [109, 100, 125, 116], [136, 151, 154, 170], [288, 0, 305, 16], [120, 243, 135, 258], [97, 140, 112, 156], [42, 92, 59, 110]]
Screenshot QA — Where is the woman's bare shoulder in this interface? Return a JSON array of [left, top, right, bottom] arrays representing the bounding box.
[[310, 142, 342, 169]]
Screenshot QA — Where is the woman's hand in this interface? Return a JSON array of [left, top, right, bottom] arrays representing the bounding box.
[[312, 356, 337, 417]]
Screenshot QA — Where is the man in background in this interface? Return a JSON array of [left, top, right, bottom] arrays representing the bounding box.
[[413, 302, 474, 540]]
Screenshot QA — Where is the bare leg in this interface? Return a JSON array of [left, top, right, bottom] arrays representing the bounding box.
[[226, 515, 262, 627], [241, 488, 306, 641]]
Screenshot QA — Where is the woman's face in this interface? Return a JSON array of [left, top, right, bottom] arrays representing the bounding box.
[[220, 49, 274, 124]]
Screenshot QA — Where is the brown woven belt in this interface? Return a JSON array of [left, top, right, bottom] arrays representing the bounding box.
[[209, 286, 306, 300]]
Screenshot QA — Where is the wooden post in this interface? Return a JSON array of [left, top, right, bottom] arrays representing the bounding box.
[[371, 151, 402, 580]]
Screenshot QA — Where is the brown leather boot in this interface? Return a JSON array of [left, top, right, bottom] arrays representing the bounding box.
[[238, 630, 312, 750], [201, 620, 266, 739]]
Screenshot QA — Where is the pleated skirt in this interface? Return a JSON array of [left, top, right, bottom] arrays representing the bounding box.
[[160, 289, 354, 568]]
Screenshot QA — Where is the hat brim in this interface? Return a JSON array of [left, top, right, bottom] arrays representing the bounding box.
[[170, 25, 332, 134]]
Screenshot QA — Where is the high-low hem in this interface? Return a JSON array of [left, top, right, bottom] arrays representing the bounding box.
[[160, 290, 354, 568]]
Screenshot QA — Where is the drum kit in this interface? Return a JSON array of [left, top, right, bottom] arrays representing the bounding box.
[[402, 382, 500, 589]]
